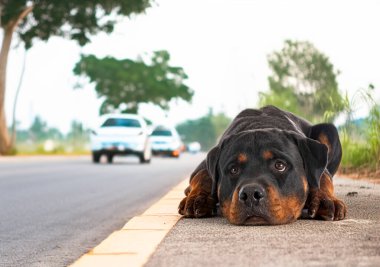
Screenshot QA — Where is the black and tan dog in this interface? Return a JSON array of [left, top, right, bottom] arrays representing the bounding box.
[[179, 105, 347, 225]]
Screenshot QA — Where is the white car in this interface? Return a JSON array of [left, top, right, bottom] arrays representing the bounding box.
[[187, 142, 201, 154], [150, 125, 182, 158], [90, 114, 152, 164]]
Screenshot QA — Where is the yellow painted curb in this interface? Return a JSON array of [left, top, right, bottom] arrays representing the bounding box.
[[70, 179, 188, 267]]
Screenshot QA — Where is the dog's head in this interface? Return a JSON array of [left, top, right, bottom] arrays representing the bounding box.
[[206, 128, 329, 225]]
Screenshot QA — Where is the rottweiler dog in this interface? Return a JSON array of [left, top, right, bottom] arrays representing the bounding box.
[[178, 105, 347, 225]]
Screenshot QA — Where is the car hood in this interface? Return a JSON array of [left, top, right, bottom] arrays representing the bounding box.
[[150, 136, 175, 142], [96, 127, 144, 136]]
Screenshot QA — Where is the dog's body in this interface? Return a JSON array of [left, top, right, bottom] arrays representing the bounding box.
[[179, 105, 346, 225]]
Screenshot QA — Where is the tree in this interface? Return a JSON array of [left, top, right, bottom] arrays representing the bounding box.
[[177, 110, 231, 151], [260, 40, 344, 123], [29, 116, 47, 142], [0, 0, 152, 154], [66, 120, 89, 149], [29, 115, 63, 142], [73, 50, 193, 114]]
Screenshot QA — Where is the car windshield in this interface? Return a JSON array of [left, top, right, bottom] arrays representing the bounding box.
[[101, 118, 141, 128], [151, 129, 172, 136]]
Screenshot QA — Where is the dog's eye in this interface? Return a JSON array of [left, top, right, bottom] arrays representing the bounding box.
[[274, 160, 287, 172], [229, 166, 240, 176]]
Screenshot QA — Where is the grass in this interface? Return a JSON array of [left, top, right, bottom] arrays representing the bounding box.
[[339, 105, 380, 178], [341, 138, 377, 171], [11, 141, 90, 156]]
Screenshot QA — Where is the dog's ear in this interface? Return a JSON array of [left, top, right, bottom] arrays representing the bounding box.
[[308, 123, 342, 176], [294, 135, 328, 189], [206, 146, 221, 200]]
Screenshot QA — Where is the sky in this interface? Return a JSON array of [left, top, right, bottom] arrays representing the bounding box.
[[4, 0, 380, 133]]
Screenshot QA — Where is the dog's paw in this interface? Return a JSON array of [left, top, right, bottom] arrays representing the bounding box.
[[307, 189, 347, 221], [178, 169, 215, 218], [178, 192, 215, 218]]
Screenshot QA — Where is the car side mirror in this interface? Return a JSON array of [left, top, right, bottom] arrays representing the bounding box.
[[147, 126, 154, 136]]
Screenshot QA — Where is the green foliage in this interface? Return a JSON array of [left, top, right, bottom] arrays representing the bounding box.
[[13, 117, 91, 154], [340, 86, 380, 173], [260, 40, 344, 122], [73, 50, 193, 114], [259, 80, 300, 115], [177, 110, 231, 151], [340, 131, 370, 170], [211, 113, 232, 139], [367, 105, 380, 168], [1, 0, 153, 48], [66, 120, 90, 151], [29, 116, 63, 142]]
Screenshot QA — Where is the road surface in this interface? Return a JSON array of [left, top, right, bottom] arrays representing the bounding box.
[[0, 153, 204, 267]]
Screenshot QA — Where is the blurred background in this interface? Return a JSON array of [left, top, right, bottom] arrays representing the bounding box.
[[1, 0, 379, 176], [1, 2, 380, 266]]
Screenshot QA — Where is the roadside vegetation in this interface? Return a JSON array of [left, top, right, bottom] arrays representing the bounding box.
[[260, 40, 379, 178], [12, 117, 90, 155], [339, 88, 380, 177], [177, 110, 231, 151]]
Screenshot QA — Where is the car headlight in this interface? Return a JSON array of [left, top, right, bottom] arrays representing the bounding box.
[[90, 140, 102, 150], [129, 139, 145, 151], [171, 141, 180, 149]]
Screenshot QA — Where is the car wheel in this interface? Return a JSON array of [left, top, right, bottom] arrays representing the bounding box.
[[107, 154, 114, 164], [141, 156, 151, 164], [138, 153, 146, 163], [139, 145, 152, 164], [139, 153, 151, 164], [92, 152, 101, 163]]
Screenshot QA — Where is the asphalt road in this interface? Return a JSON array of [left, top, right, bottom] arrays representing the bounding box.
[[147, 177, 380, 267], [0, 153, 205, 267]]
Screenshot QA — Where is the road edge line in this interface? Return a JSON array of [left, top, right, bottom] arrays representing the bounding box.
[[70, 178, 188, 267]]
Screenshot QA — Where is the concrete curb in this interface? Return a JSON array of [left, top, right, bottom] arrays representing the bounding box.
[[70, 179, 187, 267]]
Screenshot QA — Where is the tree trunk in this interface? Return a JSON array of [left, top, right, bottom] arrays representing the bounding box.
[[0, 24, 14, 154], [10, 49, 27, 147], [0, 5, 33, 155]]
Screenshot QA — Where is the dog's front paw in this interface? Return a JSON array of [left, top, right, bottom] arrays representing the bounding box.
[[178, 168, 216, 218], [178, 186, 216, 218], [307, 188, 347, 221]]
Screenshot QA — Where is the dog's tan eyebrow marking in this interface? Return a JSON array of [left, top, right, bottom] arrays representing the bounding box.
[[237, 153, 248, 163], [262, 150, 273, 160]]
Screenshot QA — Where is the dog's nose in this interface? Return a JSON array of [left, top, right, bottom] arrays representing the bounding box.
[[238, 184, 266, 203]]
